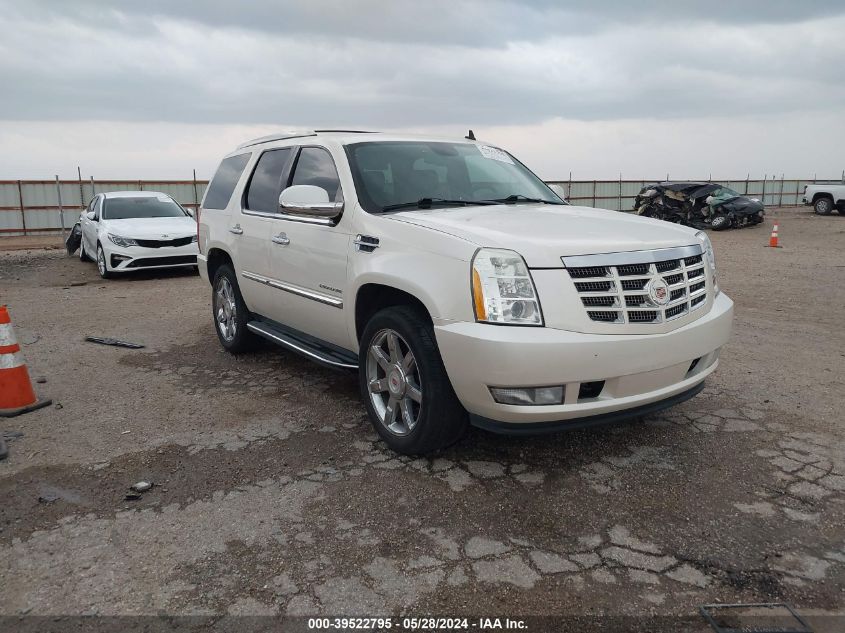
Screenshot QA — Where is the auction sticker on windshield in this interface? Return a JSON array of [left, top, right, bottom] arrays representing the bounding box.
[[478, 145, 514, 164]]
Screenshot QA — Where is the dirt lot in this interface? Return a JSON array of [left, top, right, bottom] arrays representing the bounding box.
[[0, 208, 843, 628]]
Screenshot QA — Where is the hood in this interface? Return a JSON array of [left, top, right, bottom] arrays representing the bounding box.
[[720, 196, 765, 214], [385, 204, 699, 268], [101, 216, 196, 238]]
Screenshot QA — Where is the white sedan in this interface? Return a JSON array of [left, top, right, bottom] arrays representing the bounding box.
[[79, 191, 199, 278]]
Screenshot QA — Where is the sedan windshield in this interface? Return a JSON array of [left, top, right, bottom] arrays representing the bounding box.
[[345, 141, 563, 213], [102, 196, 187, 220]]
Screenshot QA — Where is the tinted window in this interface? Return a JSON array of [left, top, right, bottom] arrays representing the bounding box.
[[345, 142, 560, 213], [246, 148, 292, 212], [204, 153, 250, 210], [290, 147, 342, 202], [103, 196, 187, 220], [92, 197, 102, 220]]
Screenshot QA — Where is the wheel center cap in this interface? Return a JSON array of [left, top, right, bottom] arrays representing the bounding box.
[[388, 366, 406, 396]]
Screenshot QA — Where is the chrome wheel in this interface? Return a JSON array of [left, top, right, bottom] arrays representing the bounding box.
[[215, 277, 238, 342], [366, 328, 422, 436], [97, 246, 107, 276]]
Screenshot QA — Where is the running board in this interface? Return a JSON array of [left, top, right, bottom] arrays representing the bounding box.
[[246, 320, 358, 371]]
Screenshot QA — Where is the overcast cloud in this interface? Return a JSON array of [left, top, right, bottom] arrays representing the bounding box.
[[0, 0, 843, 179]]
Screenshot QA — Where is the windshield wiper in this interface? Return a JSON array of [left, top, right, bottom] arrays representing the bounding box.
[[379, 198, 495, 212], [485, 194, 565, 205]]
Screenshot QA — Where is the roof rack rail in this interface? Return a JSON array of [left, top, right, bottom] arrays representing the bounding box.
[[313, 129, 375, 134], [237, 131, 317, 149]]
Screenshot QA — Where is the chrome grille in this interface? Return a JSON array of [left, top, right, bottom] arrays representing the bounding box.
[[564, 246, 709, 325]]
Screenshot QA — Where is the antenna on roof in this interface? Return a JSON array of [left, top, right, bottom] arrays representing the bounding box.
[[465, 129, 476, 141]]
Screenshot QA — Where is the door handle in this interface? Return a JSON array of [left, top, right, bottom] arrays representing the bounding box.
[[271, 233, 290, 246], [229, 224, 243, 235]]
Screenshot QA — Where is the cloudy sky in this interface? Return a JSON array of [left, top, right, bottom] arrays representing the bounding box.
[[1, 0, 843, 180]]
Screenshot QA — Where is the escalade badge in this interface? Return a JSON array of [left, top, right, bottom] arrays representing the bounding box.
[[647, 277, 670, 306]]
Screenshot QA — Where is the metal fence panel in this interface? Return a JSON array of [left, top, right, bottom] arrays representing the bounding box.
[[0, 177, 836, 236]]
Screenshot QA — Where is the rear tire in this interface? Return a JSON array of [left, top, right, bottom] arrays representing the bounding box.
[[212, 264, 256, 353], [814, 197, 833, 215], [359, 305, 468, 455]]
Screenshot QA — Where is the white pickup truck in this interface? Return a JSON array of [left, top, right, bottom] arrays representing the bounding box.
[[803, 182, 845, 215], [198, 131, 733, 454]]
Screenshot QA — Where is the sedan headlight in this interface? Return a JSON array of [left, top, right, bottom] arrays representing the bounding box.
[[190, 234, 198, 243], [107, 234, 139, 248], [471, 248, 543, 325], [695, 231, 719, 294]]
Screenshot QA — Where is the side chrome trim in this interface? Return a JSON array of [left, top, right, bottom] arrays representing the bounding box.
[[246, 322, 358, 370], [241, 271, 343, 308], [241, 208, 334, 226], [561, 244, 702, 268]]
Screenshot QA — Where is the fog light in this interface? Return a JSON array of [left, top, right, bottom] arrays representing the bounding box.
[[490, 386, 564, 406]]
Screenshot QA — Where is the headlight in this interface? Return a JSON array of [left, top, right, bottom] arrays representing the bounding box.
[[694, 231, 719, 294], [190, 234, 198, 243], [471, 248, 543, 325], [107, 234, 138, 248]]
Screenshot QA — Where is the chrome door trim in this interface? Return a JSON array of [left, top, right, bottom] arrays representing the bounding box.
[[241, 208, 335, 226], [561, 244, 702, 268], [241, 271, 343, 308]]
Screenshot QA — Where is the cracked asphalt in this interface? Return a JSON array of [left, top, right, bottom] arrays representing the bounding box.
[[0, 208, 843, 626]]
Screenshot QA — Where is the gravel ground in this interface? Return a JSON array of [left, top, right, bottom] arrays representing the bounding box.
[[0, 208, 843, 628]]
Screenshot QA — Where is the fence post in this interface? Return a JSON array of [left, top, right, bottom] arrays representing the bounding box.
[[795, 179, 800, 207], [90, 176, 95, 196], [592, 179, 596, 207], [761, 174, 766, 205], [779, 174, 784, 207], [77, 166, 84, 209], [568, 171, 572, 201], [16, 180, 26, 235], [193, 169, 199, 209], [618, 173, 622, 211], [55, 175, 66, 236]]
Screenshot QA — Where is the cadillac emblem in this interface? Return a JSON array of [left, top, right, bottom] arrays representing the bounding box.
[[647, 277, 670, 306]]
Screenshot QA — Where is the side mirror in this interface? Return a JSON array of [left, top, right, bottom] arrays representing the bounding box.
[[184, 207, 195, 218], [279, 185, 343, 219], [86, 211, 96, 221], [548, 183, 568, 203]]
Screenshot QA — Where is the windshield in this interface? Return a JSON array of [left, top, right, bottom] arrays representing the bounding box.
[[345, 141, 562, 213], [707, 187, 741, 205], [102, 196, 187, 220]]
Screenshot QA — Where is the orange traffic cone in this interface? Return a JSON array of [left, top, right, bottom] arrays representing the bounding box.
[[0, 306, 51, 417], [768, 222, 781, 248]]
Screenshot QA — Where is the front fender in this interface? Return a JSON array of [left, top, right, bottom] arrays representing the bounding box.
[[347, 251, 474, 350]]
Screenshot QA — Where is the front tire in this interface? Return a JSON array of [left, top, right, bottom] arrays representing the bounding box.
[[212, 264, 256, 353], [96, 244, 112, 278], [710, 215, 730, 231], [814, 197, 833, 215], [359, 305, 468, 455]]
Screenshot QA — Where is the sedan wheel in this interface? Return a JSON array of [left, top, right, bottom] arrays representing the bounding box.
[[366, 329, 422, 436], [96, 245, 112, 278]]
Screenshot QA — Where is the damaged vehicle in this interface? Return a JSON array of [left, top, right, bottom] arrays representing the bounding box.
[[633, 182, 765, 230]]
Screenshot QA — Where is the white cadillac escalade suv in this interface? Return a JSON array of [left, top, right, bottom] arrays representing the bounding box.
[[198, 131, 733, 454]]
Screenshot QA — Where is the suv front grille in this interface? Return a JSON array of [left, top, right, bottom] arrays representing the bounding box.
[[566, 248, 709, 325]]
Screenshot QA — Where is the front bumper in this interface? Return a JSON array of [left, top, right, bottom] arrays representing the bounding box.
[[103, 241, 198, 272], [434, 292, 733, 425]]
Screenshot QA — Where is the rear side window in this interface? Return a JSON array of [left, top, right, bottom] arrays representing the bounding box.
[[246, 148, 293, 212], [290, 147, 343, 202], [203, 153, 250, 210]]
